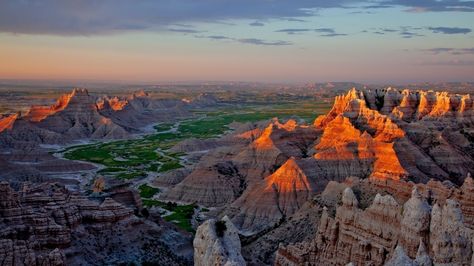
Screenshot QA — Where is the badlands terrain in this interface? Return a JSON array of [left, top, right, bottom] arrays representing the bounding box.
[[0, 83, 474, 265]]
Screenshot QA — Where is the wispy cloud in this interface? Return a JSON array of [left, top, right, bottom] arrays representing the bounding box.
[[275, 27, 347, 37], [400, 31, 424, 38], [201, 35, 231, 40], [196, 35, 292, 46], [427, 27, 471, 34], [275, 28, 311, 34], [237, 38, 292, 46], [386, 0, 474, 12], [249, 21, 265, 27], [314, 28, 347, 37], [168, 28, 204, 34], [417, 60, 474, 66], [422, 47, 474, 55]]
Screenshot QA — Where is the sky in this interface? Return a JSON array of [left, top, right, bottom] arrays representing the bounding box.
[[0, 0, 473, 84]]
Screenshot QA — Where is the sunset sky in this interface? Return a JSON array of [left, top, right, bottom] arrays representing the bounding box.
[[0, 1, 473, 83]]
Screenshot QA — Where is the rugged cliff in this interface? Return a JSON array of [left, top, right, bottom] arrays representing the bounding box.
[[275, 186, 473, 266], [0, 182, 191, 266]]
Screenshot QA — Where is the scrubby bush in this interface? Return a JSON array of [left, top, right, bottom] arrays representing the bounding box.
[[215, 220, 227, 237]]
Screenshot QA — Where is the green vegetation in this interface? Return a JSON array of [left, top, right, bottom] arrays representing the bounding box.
[[63, 100, 331, 180], [117, 171, 146, 180], [153, 123, 174, 132], [138, 184, 160, 198], [142, 200, 196, 232], [158, 161, 183, 172]]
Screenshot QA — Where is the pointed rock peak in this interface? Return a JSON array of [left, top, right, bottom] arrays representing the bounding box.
[[107, 97, 128, 111], [386, 245, 416, 266], [373, 193, 382, 205], [270, 157, 305, 180], [347, 87, 361, 99], [463, 173, 473, 186], [265, 157, 310, 192], [342, 187, 358, 208], [253, 123, 275, 149], [221, 215, 238, 233], [71, 88, 89, 96], [415, 239, 431, 266], [431, 203, 441, 217], [444, 199, 464, 224], [0, 113, 18, 133], [411, 186, 422, 199], [133, 89, 149, 98], [278, 119, 298, 131]]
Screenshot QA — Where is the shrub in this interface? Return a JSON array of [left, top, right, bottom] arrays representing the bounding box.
[[215, 220, 227, 237]]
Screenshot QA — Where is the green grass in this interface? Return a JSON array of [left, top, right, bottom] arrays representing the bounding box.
[[138, 184, 160, 198], [116, 171, 147, 180], [142, 200, 197, 232], [153, 123, 174, 132], [159, 161, 183, 172]]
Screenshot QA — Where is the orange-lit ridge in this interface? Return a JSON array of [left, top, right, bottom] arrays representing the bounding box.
[[0, 113, 18, 133]]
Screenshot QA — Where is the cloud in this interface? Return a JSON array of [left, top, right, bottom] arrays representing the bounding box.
[[418, 60, 474, 66], [168, 28, 204, 34], [0, 1, 343, 35], [427, 27, 471, 34], [284, 18, 308, 22], [2, 1, 474, 36], [196, 35, 292, 46], [381, 28, 398, 32], [275, 28, 311, 34], [400, 31, 424, 38], [237, 38, 292, 46], [314, 28, 347, 37], [249, 21, 265, 26], [314, 28, 336, 34], [202, 35, 232, 40], [275, 27, 347, 36], [381, 0, 474, 12], [321, 33, 348, 37], [422, 48, 474, 55]]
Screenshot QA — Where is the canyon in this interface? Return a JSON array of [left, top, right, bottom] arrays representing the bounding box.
[[0, 86, 473, 265]]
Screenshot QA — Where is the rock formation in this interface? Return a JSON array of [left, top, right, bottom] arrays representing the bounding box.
[[275, 186, 474, 266], [0, 113, 18, 133], [194, 216, 245, 266], [229, 157, 312, 233], [162, 88, 474, 233], [160, 88, 474, 235], [0, 181, 191, 265]]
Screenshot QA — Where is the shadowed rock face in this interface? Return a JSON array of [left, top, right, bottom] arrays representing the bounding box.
[[275, 186, 473, 266], [0, 181, 192, 266]]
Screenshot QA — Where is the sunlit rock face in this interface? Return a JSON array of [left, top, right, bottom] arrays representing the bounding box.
[[313, 88, 474, 183], [0, 88, 129, 145], [0, 113, 18, 133], [229, 157, 312, 233], [275, 186, 474, 266], [25, 89, 78, 122]]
